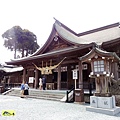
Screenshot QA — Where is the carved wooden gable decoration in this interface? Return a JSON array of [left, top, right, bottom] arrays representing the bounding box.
[[44, 35, 73, 53], [32, 22, 78, 56]]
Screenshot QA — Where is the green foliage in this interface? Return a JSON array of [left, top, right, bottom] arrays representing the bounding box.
[[2, 26, 39, 58]]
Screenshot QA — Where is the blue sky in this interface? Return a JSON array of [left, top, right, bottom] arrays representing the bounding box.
[[0, 0, 120, 63]]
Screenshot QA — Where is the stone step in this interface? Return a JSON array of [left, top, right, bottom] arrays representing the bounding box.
[[5, 88, 66, 101], [8, 90, 65, 98]]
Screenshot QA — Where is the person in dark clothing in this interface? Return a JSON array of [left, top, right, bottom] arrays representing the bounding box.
[[24, 82, 29, 95], [42, 76, 46, 90]]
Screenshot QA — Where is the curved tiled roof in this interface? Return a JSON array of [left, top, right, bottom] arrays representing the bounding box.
[[54, 20, 120, 45], [54, 21, 85, 44], [5, 19, 120, 65], [79, 47, 120, 62]]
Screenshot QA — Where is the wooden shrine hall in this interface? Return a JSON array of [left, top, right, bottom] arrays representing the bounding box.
[[5, 19, 120, 91]]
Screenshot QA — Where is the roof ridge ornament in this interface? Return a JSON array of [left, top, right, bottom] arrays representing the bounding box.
[[54, 17, 61, 26]]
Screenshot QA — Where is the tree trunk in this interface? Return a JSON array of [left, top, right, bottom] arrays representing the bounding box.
[[14, 48, 16, 59], [26, 50, 28, 57], [22, 49, 24, 57]]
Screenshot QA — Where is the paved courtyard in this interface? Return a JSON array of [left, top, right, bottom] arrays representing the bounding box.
[[0, 95, 120, 120]]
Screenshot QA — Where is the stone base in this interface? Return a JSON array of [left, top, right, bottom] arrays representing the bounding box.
[[86, 106, 120, 116], [90, 96, 116, 109], [94, 93, 112, 97], [86, 96, 120, 115]]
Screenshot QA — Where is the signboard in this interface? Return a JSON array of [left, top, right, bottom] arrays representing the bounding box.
[[2, 110, 15, 116], [29, 77, 34, 83], [72, 70, 78, 79]]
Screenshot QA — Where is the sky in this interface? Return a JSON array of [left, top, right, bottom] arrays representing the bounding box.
[[0, 0, 120, 64]]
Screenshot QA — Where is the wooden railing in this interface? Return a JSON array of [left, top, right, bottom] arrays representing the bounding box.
[[66, 87, 75, 103]]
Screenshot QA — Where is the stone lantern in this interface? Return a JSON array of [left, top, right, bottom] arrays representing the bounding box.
[[79, 47, 119, 96], [89, 55, 113, 96], [79, 47, 120, 115]]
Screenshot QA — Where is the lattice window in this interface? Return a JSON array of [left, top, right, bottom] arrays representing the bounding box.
[[94, 60, 104, 72]]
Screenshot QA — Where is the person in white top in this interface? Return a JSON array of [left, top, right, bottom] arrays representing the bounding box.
[[39, 78, 42, 90]]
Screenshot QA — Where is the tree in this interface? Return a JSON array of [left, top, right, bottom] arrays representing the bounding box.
[[2, 26, 39, 58]]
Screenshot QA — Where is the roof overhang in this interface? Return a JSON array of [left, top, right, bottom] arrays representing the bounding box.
[[78, 47, 120, 63], [0, 67, 23, 73], [6, 43, 95, 65]]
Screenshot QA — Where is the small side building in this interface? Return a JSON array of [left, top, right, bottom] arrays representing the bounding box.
[[0, 65, 23, 92]]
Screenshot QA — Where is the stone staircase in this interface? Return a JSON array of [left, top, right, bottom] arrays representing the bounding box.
[[3, 88, 66, 101]]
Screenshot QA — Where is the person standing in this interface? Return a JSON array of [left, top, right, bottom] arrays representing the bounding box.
[[24, 82, 29, 96], [20, 81, 25, 98], [39, 78, 42, 90], [42, 76, 46, 90]]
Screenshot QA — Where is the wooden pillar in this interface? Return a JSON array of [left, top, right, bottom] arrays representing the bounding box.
[[23, 68, 26, 82], [57, 65, 61, 90], [67, 64, 71, 89], [104, 77, 107, 93], [111, 62, 118, 80], [96, 78, 100, 93], [114, 63, 118, 80], [101, 76, 104, 93], [78, 61, 83, 89], [34, 69, 39, 89]]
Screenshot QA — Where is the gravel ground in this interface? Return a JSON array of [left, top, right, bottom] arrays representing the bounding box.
[[0, 95, 120, 120]]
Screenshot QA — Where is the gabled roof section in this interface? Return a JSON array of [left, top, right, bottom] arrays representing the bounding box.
[[17, 19, 120, 57], [78, 22, 119, 36], [31, 25, 56, 56], [55, 20, 120, 45], [79, 47, 120, 62], [5, 19, 120, 65], [31, 19, 81, 56], [54, 20, 85, 44], [79, 22, 120, 45]]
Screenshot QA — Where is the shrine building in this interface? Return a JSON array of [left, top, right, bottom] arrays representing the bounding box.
[[5, 19, 120, 91]]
